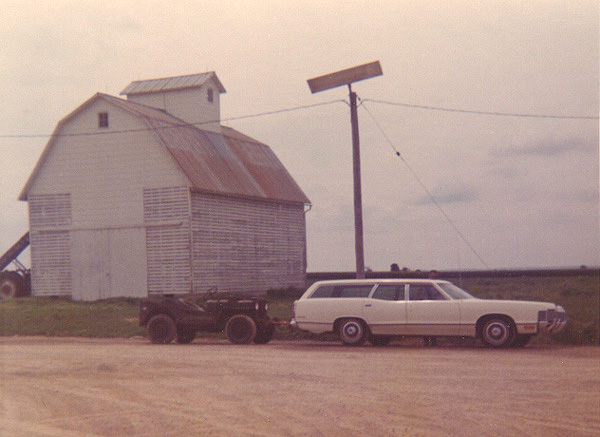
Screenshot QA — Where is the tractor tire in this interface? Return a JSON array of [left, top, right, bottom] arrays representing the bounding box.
[[147, 314, 177, 344], [225, 314, 257, 344], [0, 272, 24, 299]]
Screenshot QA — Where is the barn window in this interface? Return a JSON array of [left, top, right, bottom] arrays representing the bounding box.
[[98, 112, 109, 128], [207, 88, 214, 103]]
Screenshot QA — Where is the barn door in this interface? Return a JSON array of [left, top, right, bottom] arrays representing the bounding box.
[[71, 228, 147, 300], [71, 230, 110, 300]]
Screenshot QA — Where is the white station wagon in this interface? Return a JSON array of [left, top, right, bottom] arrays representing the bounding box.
[[291, 279, 566, 347]]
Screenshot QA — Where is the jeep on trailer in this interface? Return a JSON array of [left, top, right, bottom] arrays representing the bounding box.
[[139, 291, 274, 345]]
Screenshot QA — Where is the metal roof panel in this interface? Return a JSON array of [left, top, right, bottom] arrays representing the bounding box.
[[120, 72, 226, 95]]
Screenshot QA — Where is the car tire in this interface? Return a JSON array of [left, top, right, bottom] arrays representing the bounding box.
[[147, 314, 177, 344], [176, 327, 196, 344], [368, 334, 392, 346], [481, 318, 514, 348], [338, 318, 367, 346], [225, 315, 257, 344]]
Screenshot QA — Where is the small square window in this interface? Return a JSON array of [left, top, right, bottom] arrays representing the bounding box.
[[98, 112, 109, 128], [207, 88, 214, 103]]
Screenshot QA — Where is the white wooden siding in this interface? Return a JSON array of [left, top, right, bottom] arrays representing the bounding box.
[[144, 187, 191, 295], [27, 100, 187, 230], [191, 192, 306, 293], [29, 194, 72, 296], [126, 84, 221, 133]]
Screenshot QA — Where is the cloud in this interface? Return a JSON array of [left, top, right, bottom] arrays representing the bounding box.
[[493, 137, 593, 158]]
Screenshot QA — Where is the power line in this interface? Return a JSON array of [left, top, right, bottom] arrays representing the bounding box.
[[0, 100, 347, 139], [2, 96, 596, 139], [363, 98, 599, 120], [359, 99, 490, 269]]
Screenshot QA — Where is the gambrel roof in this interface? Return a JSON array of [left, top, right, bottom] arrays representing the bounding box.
[[19, 93, 310, 205]]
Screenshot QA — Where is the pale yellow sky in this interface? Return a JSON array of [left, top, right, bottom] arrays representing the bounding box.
[[1, 0, 598, 270]]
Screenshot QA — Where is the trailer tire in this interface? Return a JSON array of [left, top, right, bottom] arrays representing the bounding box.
[[0, 272, 24, 299], [147, 314, 177, 344], [225, 315, 256, 344]]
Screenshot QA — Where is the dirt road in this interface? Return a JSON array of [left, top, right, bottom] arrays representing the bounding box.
[[0, 337, 598, 437]]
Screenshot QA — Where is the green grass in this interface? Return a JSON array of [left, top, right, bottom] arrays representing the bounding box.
[[0, 273, 597, 344], [0, 297, 145, 338]]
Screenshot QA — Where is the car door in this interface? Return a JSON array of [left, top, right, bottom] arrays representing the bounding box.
[[406, 283, 460, 336], [363, 284, 407, 335]]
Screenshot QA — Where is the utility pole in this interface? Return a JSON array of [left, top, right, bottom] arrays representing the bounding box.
[[307, 61, 382, 279]]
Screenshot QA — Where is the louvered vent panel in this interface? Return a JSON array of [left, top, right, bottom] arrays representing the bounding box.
[[30, 231, 71, 296], [29, 194, 71, 228], [28, 194, 72, 296], [143, 187, 191, 295]]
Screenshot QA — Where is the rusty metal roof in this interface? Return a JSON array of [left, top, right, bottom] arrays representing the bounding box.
[[120, 72, 226, 96], [103, 95, 310, 205]]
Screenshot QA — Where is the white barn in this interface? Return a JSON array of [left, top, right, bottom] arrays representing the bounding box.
[[19, 72, 311, 300]]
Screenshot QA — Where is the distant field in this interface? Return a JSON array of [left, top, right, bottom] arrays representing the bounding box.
[[0, 271, 598, 344]]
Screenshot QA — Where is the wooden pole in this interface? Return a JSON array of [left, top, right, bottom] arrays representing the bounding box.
[[349, 84, 365, 279]]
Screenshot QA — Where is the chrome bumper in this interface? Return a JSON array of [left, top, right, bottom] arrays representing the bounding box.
[[538, 307, 567, 334]]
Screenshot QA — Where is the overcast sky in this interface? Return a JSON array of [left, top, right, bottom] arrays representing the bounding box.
[[1, 0, 598, 272]]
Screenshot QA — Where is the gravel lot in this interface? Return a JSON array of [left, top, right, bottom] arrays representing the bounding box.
[[0, 337, 598, 436]]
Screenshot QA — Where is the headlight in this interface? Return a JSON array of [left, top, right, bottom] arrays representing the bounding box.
[[255, 302, 260, 311], [265, 303, 269, 311]]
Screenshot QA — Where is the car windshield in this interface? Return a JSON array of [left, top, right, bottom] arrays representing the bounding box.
[[437, 282, 477, 300]]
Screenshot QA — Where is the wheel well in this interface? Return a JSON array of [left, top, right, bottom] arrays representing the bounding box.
[[476, 314, 515, 338], [333, 317, 370, 334]]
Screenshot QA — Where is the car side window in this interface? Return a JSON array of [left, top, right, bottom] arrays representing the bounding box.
[[310, 285, 336, 298], [309, 285, 373, 298], [409, 285, 445, 301], [339, 285, 373, 298], [371, 285, 405, 301]]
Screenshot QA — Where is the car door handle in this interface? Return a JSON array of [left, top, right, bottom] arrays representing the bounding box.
[[365, 304, 372, 307]]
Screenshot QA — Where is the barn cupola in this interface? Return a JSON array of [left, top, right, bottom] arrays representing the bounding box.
[[120, 72, 226, 133]]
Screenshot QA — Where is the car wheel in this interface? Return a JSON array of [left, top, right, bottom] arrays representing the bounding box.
[[254, 322, 275, 344], [225, 315, 257, 344], [368, 335, 392, 346], [338, 319, 367, 346], [176, 327, 196, 344], [481, 318, 514, 348], [511, 334, 533, 348], [147, 314, 177, 344]]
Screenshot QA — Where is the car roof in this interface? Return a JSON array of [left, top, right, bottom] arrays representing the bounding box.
[[310, 279, 449, 286]]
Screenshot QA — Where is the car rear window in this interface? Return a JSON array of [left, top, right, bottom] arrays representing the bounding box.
[[309, 285, 374, 298]]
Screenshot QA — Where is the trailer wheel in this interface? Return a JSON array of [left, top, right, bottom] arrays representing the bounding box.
[[147, 314, 176, 344], [225, 314, 257, 344], [0, 272, 23, 299], [254, 322, 275, 344]]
